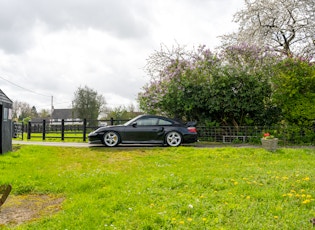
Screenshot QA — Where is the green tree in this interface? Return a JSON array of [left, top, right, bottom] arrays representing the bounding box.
[[31, 106, 38, 118], [105, 105, 141, 123], [139, 45, 222, 122], [72, 86, 106, 126], [217, 44, 281, 126], [139, 44, 279, 126], [12, 101, 33, 121], [38, 109, 50, 118], [272, 58, 315, 126]]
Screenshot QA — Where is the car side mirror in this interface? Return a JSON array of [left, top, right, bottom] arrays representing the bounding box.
[[132, 122, 137, 127]]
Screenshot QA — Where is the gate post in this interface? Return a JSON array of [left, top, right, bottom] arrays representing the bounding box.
[[83, 119, 87, 142], [42, 120, 46, 140], [27, 121, 31, 140], [61, 119, 65, 141], [21, 123, 24, 140]]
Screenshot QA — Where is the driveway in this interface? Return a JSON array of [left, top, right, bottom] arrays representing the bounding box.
[[13, 140, 95, 148], [12, 140, 261, 148], [12, 140, 172, 148]]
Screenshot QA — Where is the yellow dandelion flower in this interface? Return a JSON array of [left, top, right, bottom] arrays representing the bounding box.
[[274, 216, 279, 219], [287, 193, 293, 197], [234, 181, 238, 185], [187, 218, 193, 222], [202, 218, 207, 222], [307, 195, 312, 199], [302, 177, 310, 181], [246, 196, 251, 200], [179, 221, 185, 225], [302, 199, 311, 204]]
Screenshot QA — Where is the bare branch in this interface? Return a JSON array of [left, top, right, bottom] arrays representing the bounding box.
[[220, 0, 315, 58]]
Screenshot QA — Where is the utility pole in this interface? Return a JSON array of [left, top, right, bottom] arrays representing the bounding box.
[[51, 95, 54, 117]]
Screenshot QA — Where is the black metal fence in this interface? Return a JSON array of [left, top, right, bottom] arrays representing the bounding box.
[[197, 125, 315, 145], [12, 119, 315, 146], [12, 118, 129, 142]]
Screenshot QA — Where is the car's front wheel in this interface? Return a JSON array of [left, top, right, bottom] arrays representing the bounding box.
[[103, 131, 120, 147], [165, 131, 182, 147]]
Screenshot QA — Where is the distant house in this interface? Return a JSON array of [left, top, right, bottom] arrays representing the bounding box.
[[50, 108, 80, 124]]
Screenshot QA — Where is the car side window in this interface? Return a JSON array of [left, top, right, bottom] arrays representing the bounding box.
[[137, 118, 158, 126], [158, 119, 172, 125]]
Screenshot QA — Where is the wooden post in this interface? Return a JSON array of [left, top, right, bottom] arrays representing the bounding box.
[[21, 122, 24, 140], [61, 119, 65, 141], [42, 120, 46, 140], [27, 121, 31, 140], [83, 119, 87, 142]]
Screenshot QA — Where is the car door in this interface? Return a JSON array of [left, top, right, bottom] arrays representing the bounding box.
[[123, 117, 163, 143]]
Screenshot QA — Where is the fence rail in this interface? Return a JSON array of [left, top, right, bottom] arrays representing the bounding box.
[[12, 118, 129, 142], [12, 119, 315, 146]]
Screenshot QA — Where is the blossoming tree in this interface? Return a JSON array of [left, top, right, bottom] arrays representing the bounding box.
[[221, 0, 315, 59], [138, 44, 279, 126]]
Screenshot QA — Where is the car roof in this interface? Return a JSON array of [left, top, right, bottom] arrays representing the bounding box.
[[137, 114, 182, 124]]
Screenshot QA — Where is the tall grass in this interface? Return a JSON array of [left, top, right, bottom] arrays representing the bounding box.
[[1, 146, 315, 229]]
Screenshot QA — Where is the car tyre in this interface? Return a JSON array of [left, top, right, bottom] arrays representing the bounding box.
[[165, 131, 182, 147], [103, 131, 120, 147]]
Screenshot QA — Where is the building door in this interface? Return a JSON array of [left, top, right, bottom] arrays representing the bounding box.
[[0, 105, 2, 153]]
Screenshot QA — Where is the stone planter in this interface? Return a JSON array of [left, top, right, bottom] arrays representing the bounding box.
[[261, 138, 278, 151]]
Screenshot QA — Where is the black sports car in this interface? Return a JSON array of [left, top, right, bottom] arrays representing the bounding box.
[[88, 115, 198, 147]]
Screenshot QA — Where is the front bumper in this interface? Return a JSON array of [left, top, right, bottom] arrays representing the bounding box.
[[88, 132, 102, 144]]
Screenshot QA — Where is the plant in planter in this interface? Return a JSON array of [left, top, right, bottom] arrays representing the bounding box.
[[261, 132, 278, 151]]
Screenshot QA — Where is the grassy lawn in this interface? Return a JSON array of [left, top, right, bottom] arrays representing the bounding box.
[[1, 146, 315, 229]]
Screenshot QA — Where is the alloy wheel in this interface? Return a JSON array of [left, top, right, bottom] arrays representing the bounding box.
[[166, 131, 182, 147], [104, 132, 120, 147]]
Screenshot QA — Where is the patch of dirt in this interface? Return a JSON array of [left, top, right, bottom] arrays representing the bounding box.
[[0, 194, 64, 227]]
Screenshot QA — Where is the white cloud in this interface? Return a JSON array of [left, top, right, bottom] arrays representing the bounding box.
[[0, 0, 244, 111]]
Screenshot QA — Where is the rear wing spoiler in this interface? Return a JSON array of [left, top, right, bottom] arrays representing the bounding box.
[[185, 121, 197, 127]]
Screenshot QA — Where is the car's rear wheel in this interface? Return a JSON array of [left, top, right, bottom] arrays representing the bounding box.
[[103, 131, 120, 147], [166, 131, 182, 147]]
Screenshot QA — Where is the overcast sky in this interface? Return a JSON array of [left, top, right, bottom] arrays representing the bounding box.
[[0, 0, 244, 112]]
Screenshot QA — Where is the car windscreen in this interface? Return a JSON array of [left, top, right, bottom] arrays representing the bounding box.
[[123, 115, 143, 126]]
